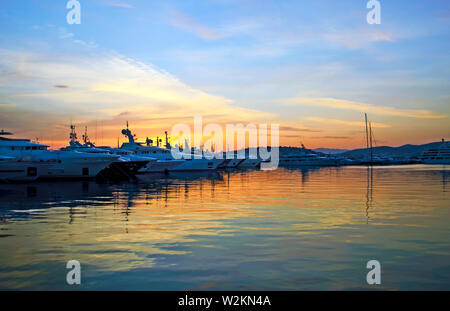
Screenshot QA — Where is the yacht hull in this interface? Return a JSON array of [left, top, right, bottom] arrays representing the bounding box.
[[0, 161, 50, 182], [44, 158, 116, 179], [238, 159, 261, 168], [225, 159, 244, 168], [171, 158, 224, 171], [140, 160, 184, 173]]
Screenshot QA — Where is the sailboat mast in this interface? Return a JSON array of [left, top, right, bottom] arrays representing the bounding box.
[[365, 113, 370, 161], [369, 121, 373, 163]]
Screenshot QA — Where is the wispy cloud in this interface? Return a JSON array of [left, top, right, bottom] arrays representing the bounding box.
[[315, 136, 350, 139], [168, 9, 223, 40], [0, 47, 275, 146], [109, 2, 135, 9], [279, 126, 321, 133], [285, 97, 447, 119], [306, 117, 391, 128], [324, 28, 395, 49]]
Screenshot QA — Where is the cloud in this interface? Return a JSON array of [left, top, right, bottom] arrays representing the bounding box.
[[324, 28, 395, 49], [58, 27, 74, 39], [109, 3, 135, 9], [306, 117, 391, 128], [285, 97, 447, 119], [168, 9, 223, 40], [0, 48, 275, 146], [315, 136, 350, 139], [279, 126, 321, 133]]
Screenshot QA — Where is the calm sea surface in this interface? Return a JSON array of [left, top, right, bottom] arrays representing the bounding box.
[[0, 165, 449, 290]]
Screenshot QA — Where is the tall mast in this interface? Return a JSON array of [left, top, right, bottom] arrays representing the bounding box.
[[364, 113, 370, 160], [369, 121, 373, 164]]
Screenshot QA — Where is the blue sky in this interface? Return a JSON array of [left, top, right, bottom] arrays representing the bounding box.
[[0, 0, 449, 148]]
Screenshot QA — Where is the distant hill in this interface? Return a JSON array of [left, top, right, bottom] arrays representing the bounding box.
[[240, 141, 444, 159], [342, 141, 444, 159], [313, 148, 349, 154]]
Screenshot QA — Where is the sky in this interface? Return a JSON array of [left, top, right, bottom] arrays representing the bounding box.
[[0, 0, 449, 149]]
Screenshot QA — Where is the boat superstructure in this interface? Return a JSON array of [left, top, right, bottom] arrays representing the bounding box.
[[421, 140, 450, 164], [120, 124, 223, 171], [60, 125, 152, 178]]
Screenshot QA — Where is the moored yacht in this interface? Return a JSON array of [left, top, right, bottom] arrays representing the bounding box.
[[61, 125, 151, 178], [0, 155, 53, 182], [120, 125, 223, 171], [238, 158, 262, 168], [0, 130, 119, 179], [421, 140, 450, 164], [279, 145, 340, 166]]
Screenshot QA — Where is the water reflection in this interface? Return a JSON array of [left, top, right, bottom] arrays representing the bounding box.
[[0, 165, 449, 290], [366, 166, 374, 223]]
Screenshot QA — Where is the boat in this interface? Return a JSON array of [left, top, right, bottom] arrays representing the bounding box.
[[0, 155, 53, 182], [279, 145, 340, 166], [421, 140, 450, 164], [60, 125, 152, 178], [120, 124, 223, 171], [238, 158, 262, 168], [217, 152, 243, 168], [0, 130, 119, 179]]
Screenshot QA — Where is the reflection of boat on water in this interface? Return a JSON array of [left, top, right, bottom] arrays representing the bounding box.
[[365, 166, 374, 223], [277, 165, 332, 185], [421, 140, 450, 164], [0, 168, 226, 217], [137, 170, 224, 183], [0, 181, 114, 212]]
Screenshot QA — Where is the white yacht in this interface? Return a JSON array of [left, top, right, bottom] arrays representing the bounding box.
[[0, 130, 119, 179], [0, 155, 53, 182], [221, 152, 244, 168], [60, 126, 153, 177], [421, 140, 450, 164], [120, 125, 223, 171], [279, 145, 340, 166], [238, 158, 262, 168]]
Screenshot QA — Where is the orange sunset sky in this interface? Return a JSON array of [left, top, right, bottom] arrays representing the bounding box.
[[1, 1, 449, 150]]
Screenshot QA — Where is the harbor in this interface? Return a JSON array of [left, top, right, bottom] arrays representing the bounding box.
[[1, 0, 449, 295], [1, 119, 449, 183]]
